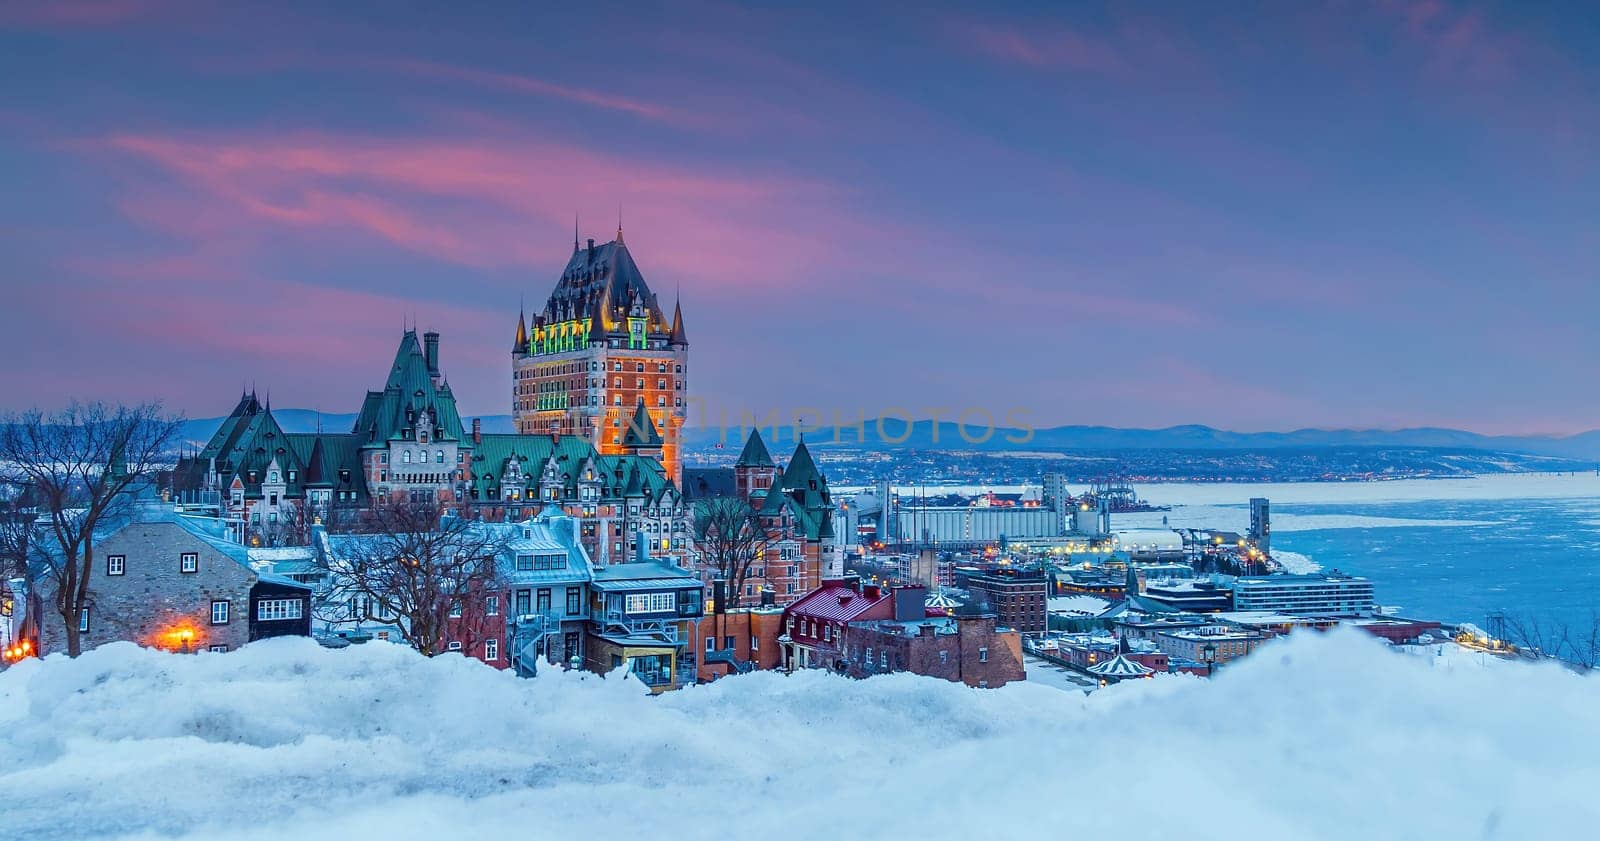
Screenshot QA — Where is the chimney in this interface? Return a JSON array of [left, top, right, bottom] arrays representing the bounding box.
[[863, 583, 881, 600], [918, 623, 934, 638], [713, 579, 727, 615], [892, 585, 926, 622], [587, 238, 595, 259], [423, 331, 440, 374], [472, 417, 482, 445]]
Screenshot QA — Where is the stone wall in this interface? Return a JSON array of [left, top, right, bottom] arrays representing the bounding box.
[[39, 521, 256, 655]]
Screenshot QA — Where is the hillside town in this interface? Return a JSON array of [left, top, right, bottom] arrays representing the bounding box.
[[0, 232, 1502, 690]]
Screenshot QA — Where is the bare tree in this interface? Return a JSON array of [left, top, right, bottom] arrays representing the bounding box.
[[692, 497, 774, 609], [0, 486, 45, 649], [1500, 611, 1600, 670], [324, 499, 508, 656], [251, 497, 359, 548], [0, 402, 181, 656]]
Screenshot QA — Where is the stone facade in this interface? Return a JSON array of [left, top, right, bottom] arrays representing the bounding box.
[[39, 517, 256, 655]]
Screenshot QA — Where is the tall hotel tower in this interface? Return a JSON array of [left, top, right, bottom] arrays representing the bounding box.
[[511, 227, 688, 484]]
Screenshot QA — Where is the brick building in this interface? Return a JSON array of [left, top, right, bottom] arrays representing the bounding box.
[[512, 229, 688, 486], [781, 578, 1026, 688], [841, 603, 1025, 688], [681, 429, 839, 608], [962, 567, 1048, 637], [692, 605, 786, 682]]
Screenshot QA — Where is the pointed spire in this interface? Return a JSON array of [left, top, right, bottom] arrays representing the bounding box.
[[735, 427, 775, 468], [573, 212, 580, 253], [589, 286, 610, 342], [514, 308, 528, 352], [621, 400, 663, 449], [670, 296, 687, 346], [616, 202, 624, 244]]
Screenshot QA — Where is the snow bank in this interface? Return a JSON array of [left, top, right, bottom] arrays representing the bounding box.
[[2, 631, 1597, 840], [1272, 549, 1322, 574]]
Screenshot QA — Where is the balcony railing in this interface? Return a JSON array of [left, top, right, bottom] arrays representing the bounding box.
[[598, 610, 682, 645]]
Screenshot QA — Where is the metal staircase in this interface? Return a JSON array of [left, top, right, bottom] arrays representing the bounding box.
[[511, 611, 563, 677]]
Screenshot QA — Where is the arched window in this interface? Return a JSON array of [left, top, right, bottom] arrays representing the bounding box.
[[402, 450, 412, 464], [435, 450, 445, 464]]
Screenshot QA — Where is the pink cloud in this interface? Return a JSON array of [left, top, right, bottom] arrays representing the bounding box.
[[380, 59, 680, 124], [96, 129, 845, 282], [964, 21, 1128, 75]]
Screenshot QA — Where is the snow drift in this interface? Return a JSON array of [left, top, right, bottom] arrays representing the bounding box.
[[1, 631, 1595, 841]]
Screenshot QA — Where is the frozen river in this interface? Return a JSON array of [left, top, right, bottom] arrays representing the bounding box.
[[1114, 473, 1600, 629]]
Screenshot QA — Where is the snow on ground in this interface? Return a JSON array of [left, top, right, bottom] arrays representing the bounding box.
[[1048, 594, 1111, 614], [1271, 549, 1322, 574], [1023, 655, 1095, 693], [3, 630, 1598, 841], [1135, 472, 1600, 507]]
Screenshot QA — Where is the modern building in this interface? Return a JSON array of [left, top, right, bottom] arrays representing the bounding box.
[[1231, 572, 1375, 617], [511, 229, 688, 486], [1249, 497, 1271, 555], [1141, 578, 1233, 613], [891, 503, 1059, 546]]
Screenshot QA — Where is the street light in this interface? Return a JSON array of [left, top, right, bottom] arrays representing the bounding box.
[[1202, 642, 1217, 676]]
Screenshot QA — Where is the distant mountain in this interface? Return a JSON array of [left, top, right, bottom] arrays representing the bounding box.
[[179, 411, 517, 446], [684, 420, 1600, 460], [180, 410, 1600, 462]]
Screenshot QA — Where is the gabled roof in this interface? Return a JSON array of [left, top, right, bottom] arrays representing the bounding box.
[[467, 433, 599, 497], [786, 582, 892, 623], [778, 439, 830, 505], [735, 428, 774, 468], [621, 401, 664, 449], [350, 330, 466, 447]]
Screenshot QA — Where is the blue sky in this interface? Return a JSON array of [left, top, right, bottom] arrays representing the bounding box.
[[1, 0, 1595, 433]]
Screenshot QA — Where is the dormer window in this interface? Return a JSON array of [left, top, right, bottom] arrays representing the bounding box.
[[287, 471, 296, 483], [268, 471, 279, 483]]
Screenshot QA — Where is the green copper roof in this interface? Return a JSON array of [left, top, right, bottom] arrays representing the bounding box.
[[734, 427, 774, 468], [351, 331, 467, 447], [621, 401, 664, 449]]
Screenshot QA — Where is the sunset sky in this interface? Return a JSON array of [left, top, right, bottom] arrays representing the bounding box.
[[1, 1, 1595, 434]]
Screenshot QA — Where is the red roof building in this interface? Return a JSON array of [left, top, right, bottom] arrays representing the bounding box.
[[780, 577, 898, 671]]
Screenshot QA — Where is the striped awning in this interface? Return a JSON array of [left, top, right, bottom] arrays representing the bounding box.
[[1088, 654, 1154, 677]]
